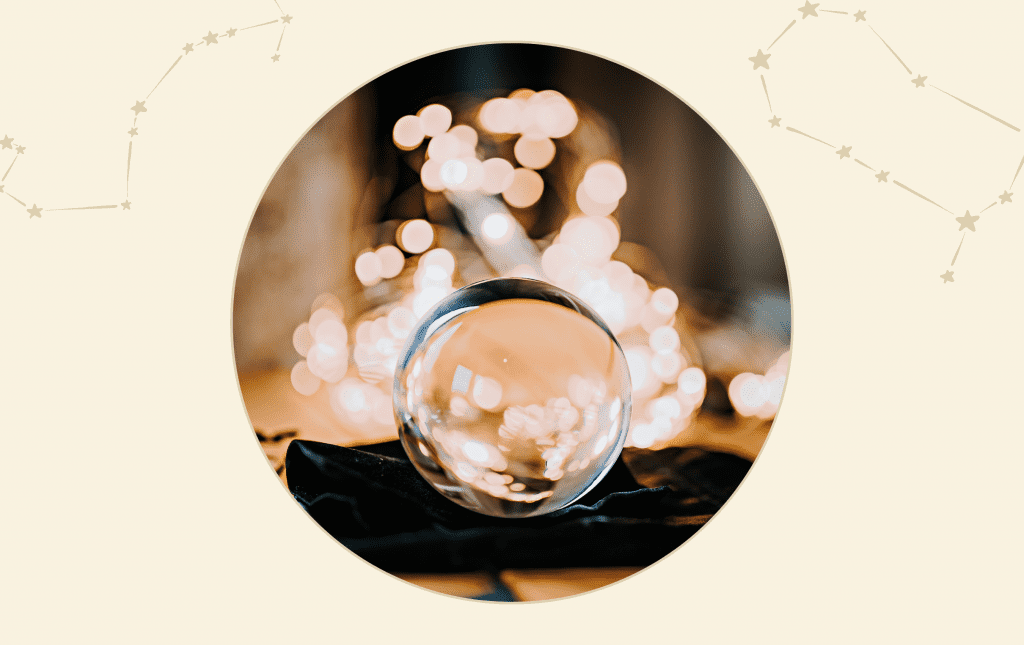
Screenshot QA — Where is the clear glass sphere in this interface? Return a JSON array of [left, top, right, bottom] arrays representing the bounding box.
[[394, 278, 632, 517]]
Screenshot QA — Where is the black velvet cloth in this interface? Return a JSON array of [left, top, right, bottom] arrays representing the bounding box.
[[285, 439, 751, 573]]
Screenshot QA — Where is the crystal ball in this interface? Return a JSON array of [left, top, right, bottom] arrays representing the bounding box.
[[394, 278, 632, 518]]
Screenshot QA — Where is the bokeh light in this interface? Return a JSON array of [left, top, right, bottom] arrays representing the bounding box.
[[502, 168, 544, 208], [392, 115, 424, 150], [398, 219, 435, 254]]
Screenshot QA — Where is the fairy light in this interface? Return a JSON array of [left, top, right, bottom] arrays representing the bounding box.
[[478, 98, 521, 134], [418, 104, 452, 137], [398, 219, 434, 254], [502, 167, 544, 208], [575, 182, 618, 217], [354, 250, 383, 286], [285, 90, 787, 461], [582, 161, 628, 204], [393, 115, 424, 150], [513, 135, 556, 169], [480, 158, 516, 195], [448, 124, 478, 156], [290, 360, 321, 396], [427, 132, 463, 161], [481, 212, 514, 245], [375, 245, 405, 279], [292, 322, 314, 357]]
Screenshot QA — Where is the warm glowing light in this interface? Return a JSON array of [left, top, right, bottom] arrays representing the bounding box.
[[314, 318, 348, 346], [504, 264, 539, 279], [399, 219, 434, 254], [310, 293, 343, 317], [448, 124, 478, 156], [575, 182, 618, 217], [386, 306, 416, 340], [420, 248, 456, 276], [624, 346, 654, 395], [677, 367, 706, 396], [531, 90, 578, 138], [513, 136, 556, 169], [420, 158, 445, 192], [649, 326, 681, 355], [355, 321, 373, 346], [481, 212, 514, 244], [649, 396, 682, 420], [307, 340, 348, 383], [463, 441, 490, 463], [650, 288, 679, 317], [559, 216, 616, 265], [418, 104, 452, 137], [371, 394, 394, 426], [502, 168, 544, 208], [480, 158, 515, 195], [582, 161, 628, 204], [472, 375, 503, 410], [413, 286, 448, 318], [729, 372, 768, 417], [631, 423, 658, 449], [290, 360, 321, 396], [479, 98, 520, 133], [308, 307, 340, 336], [427, 132, 462, 161], [651, 351, 683, 383], [541, 243, 579, 282], [292, 322, 314, 357], [392, 115, 424, 150], [354, 250, 383, 286], [375, 245, 405, 279], [439, 158, 468, 188]]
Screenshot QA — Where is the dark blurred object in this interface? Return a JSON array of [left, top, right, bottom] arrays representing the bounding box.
[[286, 439, 751, 573]]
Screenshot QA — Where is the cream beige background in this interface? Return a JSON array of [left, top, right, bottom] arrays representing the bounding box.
[[1, 0, 1021, 641]]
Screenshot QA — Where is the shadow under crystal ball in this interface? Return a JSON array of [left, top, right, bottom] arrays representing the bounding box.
[[393, 278, 632, 518]]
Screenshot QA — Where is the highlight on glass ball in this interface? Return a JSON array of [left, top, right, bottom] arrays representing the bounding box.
[[233, 44, 791, 602]]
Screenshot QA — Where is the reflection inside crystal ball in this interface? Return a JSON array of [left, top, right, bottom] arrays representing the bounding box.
[[394, 278, 632, 518]]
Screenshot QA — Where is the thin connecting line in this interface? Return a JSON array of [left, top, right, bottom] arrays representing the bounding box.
[[147, 56, 182, 100], [277, 25, 286, 51], [931, 85, 1020, 132], [1011, 153, 1024, 189], [950, 233, 966, 265], [786, 126, 834, 148], [854, 159, 874, 171], [768, 20, 796, 50], [761, 75, 772, 112], [5, 191, 26, 206], [980, 201, 998, 213], [46, 205, 118, 211], [893, 180, 953, 214], [1, 156, 16, 181], [241, 20, 277, 31], [869, 26, 912, 75]]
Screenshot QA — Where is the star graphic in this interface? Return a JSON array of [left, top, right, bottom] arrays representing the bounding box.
[[183, 43, 194, 54], [271, 54, 281, 62], [748, 49, 771, 70], [226, 27, 237, 37], [836, 145, 852, 159], [281, 14, 293, 23], [0, 185, 4, 193], [999, 190, 1012, 204], [131, 101, 147, 115], [854, 9, 867, 21], [939, 270, 954, 283], [956, 210, 979, 232], [797, 1, 820, 19], [27, 204, 42, 218], [0, 135, 12, 149], [121, 200, 131, 210], [128, 128, 138, 137], [875, 170, 889, 182], [912, 74, 927, 88], [769, 116, 782, 128], [203, 31, 219, 45], [16, 145, 25, 154]]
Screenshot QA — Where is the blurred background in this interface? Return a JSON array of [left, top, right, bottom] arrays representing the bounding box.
[[233, 43, 790, 601]]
